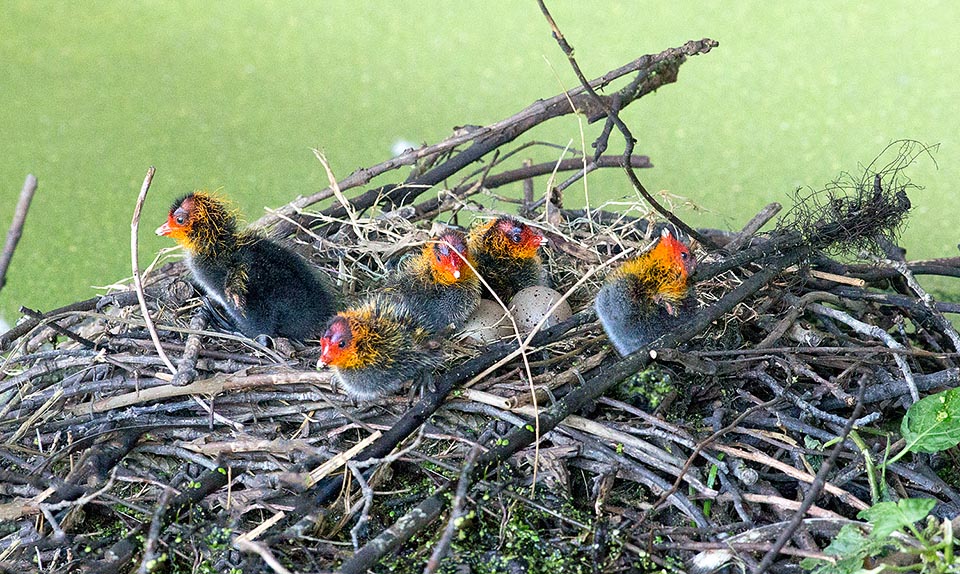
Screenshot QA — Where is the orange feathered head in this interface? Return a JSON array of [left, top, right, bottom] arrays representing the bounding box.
[[478, 217, 546, 260], [425, 230, 474, 285], [156, 191, 237, 254], [318, 315, 358, 368], [616, 228, 696, 305], [649, 228, 696, 278]]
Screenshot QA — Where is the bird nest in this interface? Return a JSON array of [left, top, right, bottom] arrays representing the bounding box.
[[2, 35, 960, 574]]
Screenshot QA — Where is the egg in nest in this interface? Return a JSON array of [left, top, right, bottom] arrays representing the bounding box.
[[508, 286, 572, 334]]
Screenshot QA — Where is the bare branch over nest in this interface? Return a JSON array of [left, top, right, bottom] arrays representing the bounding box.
[[256, 37, 717, 238]]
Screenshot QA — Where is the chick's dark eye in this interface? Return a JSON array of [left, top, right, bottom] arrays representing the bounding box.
[[436, 254, 442, 262], [511, 233, 522, 243], [338, 340, 346, 349], [175, 216, 185, 225], [680, 252, 689, 260]]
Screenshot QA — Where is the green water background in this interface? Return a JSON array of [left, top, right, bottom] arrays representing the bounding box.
[[2, 2, 958, 324]]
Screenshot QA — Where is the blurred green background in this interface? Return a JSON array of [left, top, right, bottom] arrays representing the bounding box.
[[1, 1, 958, 325]]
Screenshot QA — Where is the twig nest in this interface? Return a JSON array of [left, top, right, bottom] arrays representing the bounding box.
[[460, 299, 512, 344], [508, 286, 572, 334]]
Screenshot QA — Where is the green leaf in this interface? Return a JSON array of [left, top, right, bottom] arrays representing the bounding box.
[[802, 524, 884, 574], [823, 523, 873, 556], [804, 435, 823, 451], [901, 387, 960, 454], [857, 498, 936, 539]]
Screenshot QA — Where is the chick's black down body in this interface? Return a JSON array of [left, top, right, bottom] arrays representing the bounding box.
[[472, 250, 545, 302], [388, 272, 478, 333], [595, 275, 697, 356], [189, 237, 335, 340]]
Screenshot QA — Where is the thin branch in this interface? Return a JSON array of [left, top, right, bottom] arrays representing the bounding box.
[[797, 295, 919, 403], [19, 306, 99, 350], [424, 444, 481, 573], [885, 256, 960, 352], [171, 306, 209, 386], [233, 537, 292, 574], [346, 429, 425, 550], [136, 487, 172, 574], [725, 202, 782, 252], [0, 290, 142, 351], [337, 487, 449, 574], [0, 174, 38, 292], [130, 166, 176, 375]]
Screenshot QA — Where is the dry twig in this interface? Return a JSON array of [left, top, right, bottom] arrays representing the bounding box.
[[130, 166, 176, 375], [0, 174, 38, 292]]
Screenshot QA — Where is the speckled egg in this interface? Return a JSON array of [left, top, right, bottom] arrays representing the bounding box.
[[459, 299, 512, 344], [508, 286, 572, 334]]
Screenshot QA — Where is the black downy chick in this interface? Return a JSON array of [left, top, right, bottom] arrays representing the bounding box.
[[466, 216, 549, 301], [595, 229, 697, 356], [386, 230, 480, 333], [156, 191, 336, 340]]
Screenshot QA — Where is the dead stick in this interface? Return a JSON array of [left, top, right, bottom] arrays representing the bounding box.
[[520, 159, 535, 216], [234, 538, 292, 574], [725, 202, 782, 252], [484, 154, 652, 215], [338, 488, 449, 574], [489, 155, 651, 191], [0, 290, 142, 352], [424, 445, 481, 573], [798, 295, 918, 402], [886, 256, 960, 352], [171, 306, 209, 386], [0, 174, 38, 292], [69, 370, 333, 415], [136, 487, 172, 574], [19, 306, 98, 349], [131, 166, 176, 375]]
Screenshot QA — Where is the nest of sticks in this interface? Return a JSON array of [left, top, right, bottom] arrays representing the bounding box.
[[2, 31, 960, 574]]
